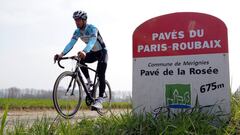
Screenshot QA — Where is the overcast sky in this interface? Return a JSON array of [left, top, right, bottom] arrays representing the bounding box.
[[0, 0, 239, 92]]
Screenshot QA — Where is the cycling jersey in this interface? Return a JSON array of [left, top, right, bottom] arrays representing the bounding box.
[[62, 24, 106, 55]]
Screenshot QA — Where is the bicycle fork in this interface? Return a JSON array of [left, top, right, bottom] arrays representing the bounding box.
[[65, 75, 77, 96]]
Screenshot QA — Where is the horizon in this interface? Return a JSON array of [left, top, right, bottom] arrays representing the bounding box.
[[1, 0, 239, 93]]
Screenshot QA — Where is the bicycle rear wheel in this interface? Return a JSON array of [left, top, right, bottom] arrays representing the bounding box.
[[53, 71, 82, 119], [93, 80, 112, 115]]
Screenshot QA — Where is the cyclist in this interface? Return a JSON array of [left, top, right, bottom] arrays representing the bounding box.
[[54, 10, 108, 109]]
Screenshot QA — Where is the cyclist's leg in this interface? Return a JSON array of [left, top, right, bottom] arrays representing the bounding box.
[[97, 62, 107, 97], [91, 49, 108, 109], [97, 49, 108, 97], [80, 51, 97, 81]]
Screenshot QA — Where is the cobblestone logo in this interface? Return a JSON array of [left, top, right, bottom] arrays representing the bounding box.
[[165, 84, 191, 108]]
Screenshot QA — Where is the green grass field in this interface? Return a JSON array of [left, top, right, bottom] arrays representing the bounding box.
[[0, 98, 131, 110], [0, 96, 240, 134]]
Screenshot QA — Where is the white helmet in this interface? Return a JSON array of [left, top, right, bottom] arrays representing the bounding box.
[[73, 10, 87, 20]]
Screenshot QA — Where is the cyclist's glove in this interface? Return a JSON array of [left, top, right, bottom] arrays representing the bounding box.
[[54, 54, 62, 63]]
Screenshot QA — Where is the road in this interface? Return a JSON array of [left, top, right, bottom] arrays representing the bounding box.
[[0, 109, 130, 128]]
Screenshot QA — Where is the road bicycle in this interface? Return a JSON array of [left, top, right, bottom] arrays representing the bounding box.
[[53, 56, 112, 119]]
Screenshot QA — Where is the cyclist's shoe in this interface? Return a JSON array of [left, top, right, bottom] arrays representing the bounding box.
[[91, 97, 103, 109]]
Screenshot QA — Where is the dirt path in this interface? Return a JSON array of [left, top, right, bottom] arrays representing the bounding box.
[[0, 109, 129, 128]]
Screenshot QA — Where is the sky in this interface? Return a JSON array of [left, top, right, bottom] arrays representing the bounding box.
[[0, 0, 239, 93]]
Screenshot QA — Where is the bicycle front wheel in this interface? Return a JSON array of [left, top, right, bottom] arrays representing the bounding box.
[[53, 71, 82, 119], [94, 80, 112, 115]]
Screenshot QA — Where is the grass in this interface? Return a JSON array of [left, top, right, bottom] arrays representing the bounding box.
[[0, 98, 54, 110], [0, 105, 8, 135], [0, 95, 240, 134], [0, 98, 131, 110]]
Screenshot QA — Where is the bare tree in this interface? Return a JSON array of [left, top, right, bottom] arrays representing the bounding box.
[[7, 87, 21, 98]]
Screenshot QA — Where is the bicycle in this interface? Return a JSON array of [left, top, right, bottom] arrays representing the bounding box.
[[53, 56, 112, 119]]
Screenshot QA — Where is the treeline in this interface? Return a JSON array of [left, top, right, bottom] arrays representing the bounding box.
[[0, 87, 132, 102]]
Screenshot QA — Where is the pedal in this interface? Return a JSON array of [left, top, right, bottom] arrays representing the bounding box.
[[91, 106, 98, 111]]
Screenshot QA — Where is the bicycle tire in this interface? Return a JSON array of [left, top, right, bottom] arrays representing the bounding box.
[[53, 71, 82, 119], [93, 80, 112, 115]]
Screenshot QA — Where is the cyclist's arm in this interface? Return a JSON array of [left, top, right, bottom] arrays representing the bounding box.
[[83, 25, 98, 53], [62, 29, 80, 55], [62, 38, 77, 55]]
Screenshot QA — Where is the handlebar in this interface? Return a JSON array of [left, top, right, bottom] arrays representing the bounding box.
[[56, 56, 80, 69], [55, 56, 97, 73]]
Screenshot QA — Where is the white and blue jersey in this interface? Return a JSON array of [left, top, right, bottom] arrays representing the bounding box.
[[62, 24, 106, 55]]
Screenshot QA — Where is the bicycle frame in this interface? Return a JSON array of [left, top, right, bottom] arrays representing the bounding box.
[[58, 56, 99, 104], [76, 62, 99, 100], [54, 56, 112, 118]]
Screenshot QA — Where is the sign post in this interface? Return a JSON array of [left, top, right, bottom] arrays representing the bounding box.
[[132, 12, 230, 115]]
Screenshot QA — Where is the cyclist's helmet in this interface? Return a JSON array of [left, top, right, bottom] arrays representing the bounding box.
[[73, 10, 87, 20]]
